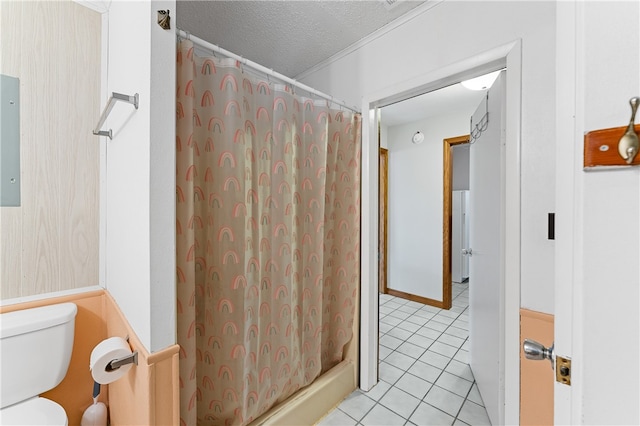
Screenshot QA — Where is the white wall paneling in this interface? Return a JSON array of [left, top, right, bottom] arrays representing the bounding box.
[[105, 0, 176, 353]]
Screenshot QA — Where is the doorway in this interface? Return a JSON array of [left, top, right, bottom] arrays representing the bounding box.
[[360, 41, 523, 425], [443, 135, 471, 310]]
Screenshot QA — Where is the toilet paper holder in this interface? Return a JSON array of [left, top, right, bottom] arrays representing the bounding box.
[[104, 335, 138, 372], [105, 351, 138, 372]]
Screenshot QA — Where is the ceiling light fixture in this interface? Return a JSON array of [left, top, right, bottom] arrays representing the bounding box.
[[461, 70, 501, 91], [412, 131, 424, 144]]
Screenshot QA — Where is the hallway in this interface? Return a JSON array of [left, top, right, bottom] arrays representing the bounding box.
[[318, 283, 491, 425]]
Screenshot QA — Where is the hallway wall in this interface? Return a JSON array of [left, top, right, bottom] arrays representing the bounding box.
[[385, 111, 468, 301], [299, 1, 556, 315]]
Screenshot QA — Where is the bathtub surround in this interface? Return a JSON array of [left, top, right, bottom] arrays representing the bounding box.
[[0, 288, 179, 425]]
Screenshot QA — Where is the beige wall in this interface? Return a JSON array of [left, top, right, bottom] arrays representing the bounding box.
[[520, 309, 554, 425], [0, 1, 101, 299]]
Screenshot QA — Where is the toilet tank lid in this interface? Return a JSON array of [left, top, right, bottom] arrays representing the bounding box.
[[1, 303, 77, 339]]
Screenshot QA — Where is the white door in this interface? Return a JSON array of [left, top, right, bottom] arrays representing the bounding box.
[[468, 71, 505, 425], [452, 190, 469, 283], [452, 191, 464, 283], [462, 190, 470, 280], [555, 2, 640, 424]]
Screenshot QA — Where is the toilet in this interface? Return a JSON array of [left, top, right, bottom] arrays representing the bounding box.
[[0, 302, 77, 425]]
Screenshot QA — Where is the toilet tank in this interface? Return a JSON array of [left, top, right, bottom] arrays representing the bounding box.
[[0, 302, 77, 409]]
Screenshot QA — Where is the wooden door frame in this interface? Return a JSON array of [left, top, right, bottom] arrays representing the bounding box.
[[379, 147, 389, 294], [442, 135, 470, 310]]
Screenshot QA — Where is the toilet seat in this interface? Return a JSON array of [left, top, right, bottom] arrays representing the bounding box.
[[0, 397, 68, 425]]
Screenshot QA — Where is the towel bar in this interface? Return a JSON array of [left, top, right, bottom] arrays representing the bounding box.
[[93, 92, 139, 139]]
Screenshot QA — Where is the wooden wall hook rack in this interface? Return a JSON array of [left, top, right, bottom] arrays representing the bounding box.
[[584, 124, 640, 168]]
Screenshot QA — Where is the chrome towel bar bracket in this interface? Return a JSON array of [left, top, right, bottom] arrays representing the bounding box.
[[93, 92, 139, 139]]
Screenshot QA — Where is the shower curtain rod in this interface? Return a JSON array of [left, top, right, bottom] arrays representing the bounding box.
[[177, 29, 360, 113]]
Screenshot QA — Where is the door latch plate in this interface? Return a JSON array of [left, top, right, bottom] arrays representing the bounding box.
[[556, 356, 571, 385]]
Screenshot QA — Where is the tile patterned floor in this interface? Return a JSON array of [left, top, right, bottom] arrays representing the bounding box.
[[318, 283, 491, 426]]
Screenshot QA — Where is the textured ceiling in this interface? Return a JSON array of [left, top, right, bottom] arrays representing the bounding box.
[[176, 0, 427, 78], [176, 0, 486, 126]]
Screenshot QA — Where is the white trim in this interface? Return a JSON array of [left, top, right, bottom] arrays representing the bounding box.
[[359, 107, 380, 391], [502, 40, 522, 426], [0, 285, 104, 307], [295, 0, 444, 81], [360, 40, 522, 425], [98, 10, 109, 290], [554, 1, 582, 424]]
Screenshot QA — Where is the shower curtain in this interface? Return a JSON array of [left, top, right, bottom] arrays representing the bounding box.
[[176, 40, 361, 425]]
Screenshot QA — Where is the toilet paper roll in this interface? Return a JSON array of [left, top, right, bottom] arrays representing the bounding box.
[[90, 337, 134, 384]]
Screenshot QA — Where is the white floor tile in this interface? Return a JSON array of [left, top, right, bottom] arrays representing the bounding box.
[[337, 392, 376, 422], [379, 322, 393, 335], [379, 305, 394, 315], [453, 349, 469, 364], [457, 400, 491, 425], [405, 315, 429, 326], [379, 345, 393, 361], [407, 360, 443, 383], [379, 361, 404, 385], [415, 326, 442, 340], [363, 379, 392, 402], [322, 289, 490, 426], [418, 350, 450, 369], [409, 402, 454, 426], [444, 360, 474, 382], [380, 334, 403, 350], [397, 321, 421, 333], [423, 321, 448, 332], [413, 310, 435, 320], [381, 315, 402, 327], [360, 403, 406, 426], [385, 301, 403, 310], [386, 327, 413, 341], [379, 387, 421, 419], [438, 309, 460, 319], [396, 341, 427, 359], [431, 315, 455, 325], [398, 305, 419, 314], [466, 383, 485, 407], [437, 333, 465, 349], [389, 310, 412, 320], [423, 386, 465, 417], [406, 334, 435, 349], [429, 341, 458, 358], [395, 373, 432, 400], [385, 351, 415, 371], [435, 371, 473, 398], [444, 326, 468, 339], [317, 408, 358, 426]]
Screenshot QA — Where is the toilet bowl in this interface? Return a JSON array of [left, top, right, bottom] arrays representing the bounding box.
[[0, 302, 77, 425], [0, 397, 68, 425]]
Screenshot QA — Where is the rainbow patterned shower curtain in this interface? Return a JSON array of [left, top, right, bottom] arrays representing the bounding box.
[[176, 40, 362, 425]]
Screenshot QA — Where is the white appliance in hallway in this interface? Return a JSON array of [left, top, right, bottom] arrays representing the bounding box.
[[451, 190, 470, 283], [468, 70, 506, 425]]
